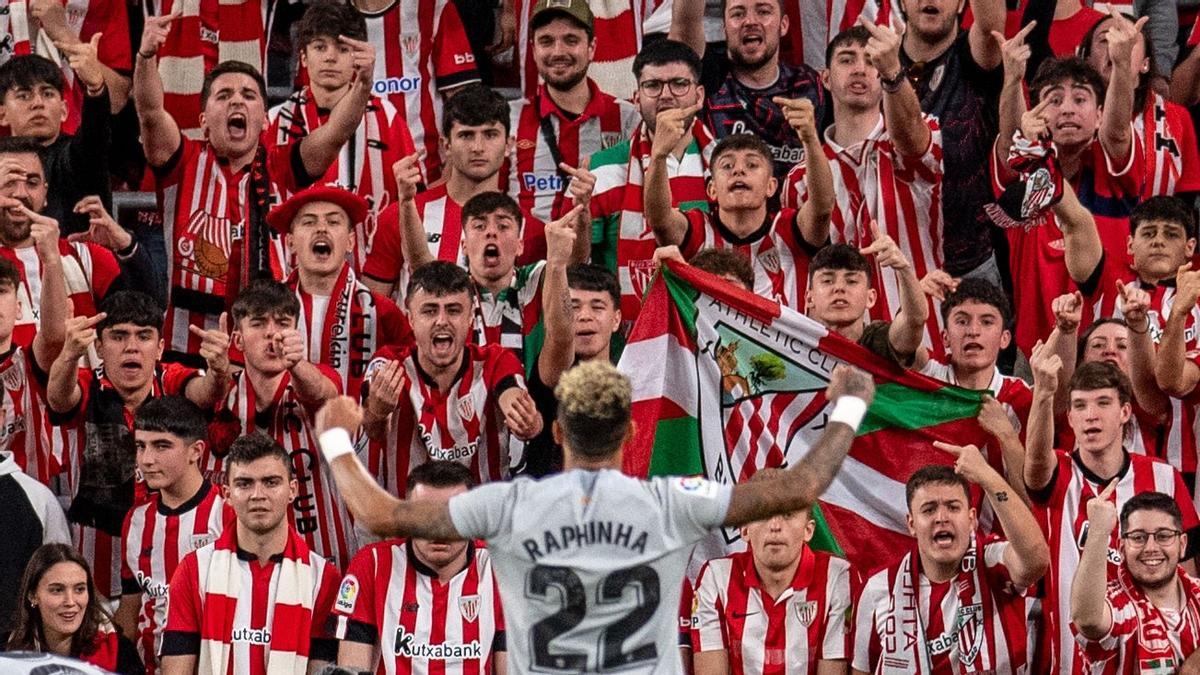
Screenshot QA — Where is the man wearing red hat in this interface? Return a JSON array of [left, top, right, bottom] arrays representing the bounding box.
[[268, 185, 412, 401]]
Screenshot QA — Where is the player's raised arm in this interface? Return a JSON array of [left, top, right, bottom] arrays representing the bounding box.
[[316, 396, 463, 541], [723, 365, 875, 526]]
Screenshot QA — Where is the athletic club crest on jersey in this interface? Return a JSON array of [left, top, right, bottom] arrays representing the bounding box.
[[757, 248, 781, 275], [458, 594, 480, 623], [955, 603, 984, 666], [628, 259, 657, 304], [401, 34, 420, 59], [793, 599, 818, 627], [457, 397, 476, 422]]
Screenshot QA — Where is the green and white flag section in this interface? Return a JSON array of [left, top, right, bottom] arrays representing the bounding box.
[[619, 261, 990, 572]]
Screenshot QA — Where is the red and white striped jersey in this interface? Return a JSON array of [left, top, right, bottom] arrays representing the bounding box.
[[0, 346, 58, 485], [359, 0, 479, 182], [162, 536, 340, 675], [784, 116, 946, 356], [120, 481, 228, 674], [852, 536, 1030, 674], [780, 0, 889, 69], [1135, 93, 1200, 199], [471, 262, 545, 369], [333, 539, 506, 675], [0, 241, 120, 349], [1074, 567, 1200, 673], [513, 0, 644, 100], [208, 368, 357, 568], [680, 208, 812, 311], [363, 343, 525, 496], [155, 138, 297, 364], [363, 183, 469, 301], [55, 362, 199, 599], [268, 87, 417, 271], [289, 266, 412, 402], [1030, 450, 1200, 674], [693, 547, 850, 675], [506, 80, 639, 224], [147, 0, 273, 135], [0, 0, 130, 134]]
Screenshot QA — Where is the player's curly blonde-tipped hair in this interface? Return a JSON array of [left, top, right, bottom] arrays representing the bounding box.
[[555, 361, 632, 459]]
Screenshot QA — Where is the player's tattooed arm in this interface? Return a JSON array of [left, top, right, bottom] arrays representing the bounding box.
[[723, 366, 873, 527]]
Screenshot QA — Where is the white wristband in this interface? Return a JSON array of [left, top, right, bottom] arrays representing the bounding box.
[[318, 427, 355, 463], [829, 396, 867, 431]]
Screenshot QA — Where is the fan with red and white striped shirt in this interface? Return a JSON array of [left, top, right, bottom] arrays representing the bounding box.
[[333, 539, 506, 674], [119, 480, 228, 674], [363, 343, 526, 497], [0, 346, 59, 485], [784, 116, 947, 356], [1030, 450, 1200, 674], [364, 184, 470, 302], [693, 547, 851, 674], [356, 0, 479, 182], [208, 368, 357, 569]]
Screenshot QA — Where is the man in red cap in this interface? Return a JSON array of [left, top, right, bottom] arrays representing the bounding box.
[[268, 185, 411, 401]]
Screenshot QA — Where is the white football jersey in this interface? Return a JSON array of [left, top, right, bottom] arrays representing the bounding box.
[[449, 469, 732, 673]]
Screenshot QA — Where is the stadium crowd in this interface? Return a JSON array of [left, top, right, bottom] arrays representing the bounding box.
[[1, 0, 1200, 672]]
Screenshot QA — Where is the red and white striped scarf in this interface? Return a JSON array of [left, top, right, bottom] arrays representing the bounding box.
[[197, 524, 314, 675], [882, 537, 987, 674], [288, 264, 379, 400], [1112, 563, 1200, 667]]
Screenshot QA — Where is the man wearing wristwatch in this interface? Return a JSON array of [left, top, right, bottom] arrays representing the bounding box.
[[782, 22, 948, 358]]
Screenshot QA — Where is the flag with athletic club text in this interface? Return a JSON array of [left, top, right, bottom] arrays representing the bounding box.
[[619, 261, 989, 572]]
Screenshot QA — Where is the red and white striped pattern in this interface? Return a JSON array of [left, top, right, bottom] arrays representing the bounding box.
[[146, 0, 272, 135], [0, 346, 58, 485], [120, 483, 228, 674], [156, 138, 293, 360], [0, 241, 119, 350], [507, 80, 639, 224], [1076, 566, 1200, 672], [680, 208, 812, 312], [782, 0, 891, 69], [1135, 93, 1200, 199], [693, 547, 849, 674], [514, 0, 643, 100], [210, 368, 357, 569], [363, 183, 468, 301], [333, 539, 505, 675], [852, 536, 1030, 674], [268, 88, 416, 271], [784, 116, 946, 356], [1032, 450, 1200, 674], [364, 344, 523, 496], [361, 0, 479, 182]]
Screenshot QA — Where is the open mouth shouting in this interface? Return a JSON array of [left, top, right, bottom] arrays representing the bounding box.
[[931, 528, 956, 549], [481, 243, 502, 266], [119, 357, 145, 379], [227, 112, 249, 142], [430, 329, 456, 357], [310, 235, 335, 262], [728, 179, 753, 195]]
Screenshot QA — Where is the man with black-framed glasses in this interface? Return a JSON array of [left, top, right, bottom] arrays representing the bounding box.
[[1073, 489, 1200, 672], [588, 38, 715, 333]]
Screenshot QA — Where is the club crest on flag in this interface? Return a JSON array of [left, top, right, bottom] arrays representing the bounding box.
[[628, 259, 657, 304], [794, 599, 818, 627], [955, 603, 984, 666], [458, 397, 476, 422], [459, 594, 480, 623]]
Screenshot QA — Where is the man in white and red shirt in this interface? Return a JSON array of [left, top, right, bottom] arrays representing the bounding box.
[[0, 251, 65, 485], [692, 467, 851, 675], [269, 185, 411, 402], [113, 396, 229, 674], [268, 1, 417, 272], [514, 0, 642, 100], [361, 261, 543, 495], [364, 84, 516, 301], [135, 17, 370, 367], [507, 0, 639, 225], [334, 460, 505, 674], [1073, 489, 1200, 673], [852, 455, 1050, 674], [784, 23, 946, 356], [208, 279, 355, 569], [646, 126, 832, 311], [587, 38, 715, 331], [161, 434, 341, 675], [1024, 352, 1200, 674], [348, 0, 479, 181], [44, 291, 229, 600], [0, 138, 159, 350]]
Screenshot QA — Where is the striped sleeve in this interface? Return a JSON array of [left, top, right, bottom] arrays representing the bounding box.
[[821, 558, 852, 660], [693, 560, 727, 652]]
